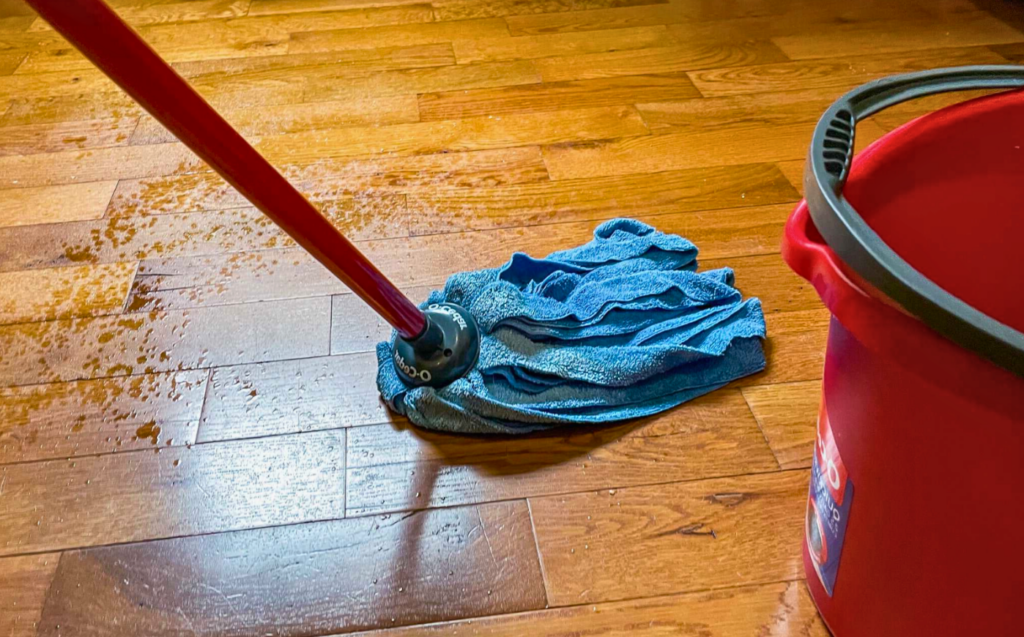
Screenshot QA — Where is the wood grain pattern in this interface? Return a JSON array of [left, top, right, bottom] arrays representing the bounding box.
[[432, 0, 666, 21], [0, 262, 135, 324], [709, 253, 820, 315], [37, 500, 545, 635], [0, 430, 345, 556], [0, 49, 24, 74], [0, 117, 138, 155], [119, 203, 791, 313], [418, 73, 700, 120], [0, 370, 208, 464], [453, 25, 675, 63], [0, 92, 143, 128], [330, 286, 432, 354], [130, 94, 422, 145], [542, 119, 888, 179], [0, 296, 331, 386], [533, 40, 788, 82], [0, 182, 117, 228], [287, 17, 509, 54], [407, 163, 798, 234], [106, 146, 548, 217], [0, 553, 59, 637], [0, 143, 203, 189], [0, 197, 405, 272], [249, 0, 439, 16], [347, 389, 778, 515], [742, 380, 821, 470], [687, 46, 1010, 97], [506, 2, 691, 35], [772, 11, 1024, 59], [28, 0, 250, 30], [18, 5, 441, 73], [256, 105, 650, 164], [530, 471, 808, 605], [736, 310, 829, 388], [197, 352, 391, 442], [348, 580, 828, 636]]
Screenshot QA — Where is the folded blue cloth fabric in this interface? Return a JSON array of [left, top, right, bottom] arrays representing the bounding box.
[[376, 218, 767, 434]]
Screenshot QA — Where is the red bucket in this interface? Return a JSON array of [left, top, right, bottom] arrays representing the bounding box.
[[782, 67, 1024, 635]]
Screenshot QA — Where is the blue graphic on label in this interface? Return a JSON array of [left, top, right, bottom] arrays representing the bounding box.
[[806, 397, 853, 597]]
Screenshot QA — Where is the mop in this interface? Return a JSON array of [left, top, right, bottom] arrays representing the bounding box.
[[28, 0, 766, 434]]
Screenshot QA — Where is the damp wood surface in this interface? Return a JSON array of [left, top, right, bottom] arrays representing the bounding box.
[[0, 0, 1019, 633]]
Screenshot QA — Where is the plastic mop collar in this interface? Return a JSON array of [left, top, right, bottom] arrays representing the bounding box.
[[29, 0, 766, 434]]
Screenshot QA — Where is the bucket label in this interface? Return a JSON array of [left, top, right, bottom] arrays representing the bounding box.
[[806, 396, 853, 597]]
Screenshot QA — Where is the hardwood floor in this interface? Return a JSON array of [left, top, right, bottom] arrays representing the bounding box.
[[0, 0, 1020, 634]]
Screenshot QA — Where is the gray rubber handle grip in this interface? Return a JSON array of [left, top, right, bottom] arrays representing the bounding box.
[[803, 65, 1024, 376]]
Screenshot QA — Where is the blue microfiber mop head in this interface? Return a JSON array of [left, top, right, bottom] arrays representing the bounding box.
[[376, 218, 766, 434]]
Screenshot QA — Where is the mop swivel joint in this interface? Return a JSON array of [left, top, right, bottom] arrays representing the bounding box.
[[392, 303, 480, 388]]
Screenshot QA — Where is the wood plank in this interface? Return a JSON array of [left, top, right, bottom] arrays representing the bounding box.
[[346, 581, 828, 636], [0, 370, 207, 465], [708, 253, 819, 315], [0, 144, 203, 189], [530, 471, 808, 605], [687, 46, 1010, 97], [297, 60, 543, 105], [0, 262, 135, 324], [0, 553, 59, 637], [0, 181, 116, 227], [453, 25, 675, 64], [506, 2, 692, 35], [735, 309, 829, 388], [124, 203, 792, 311], [106, 147, 548, 217], [130, 94, 421, 145], [772, 12, 1024, 60], [171, 42, 455, 77], [991, 41, 1024, 61], [330, 286, 432, 355], [533, 40, 788, 82], [287, 18, 509, 54], [407, 163, 798, 235], [417, 73, 700, 120], [0, 0, 36, 18], [346, 390, 779, 516], [432, 0, 665, 21], [0, 92, 143, 127], [542, 116, 888, 180], [775, 159, 804, 193], [17, 6, 441, 73], [174, 50, 483, 109], [197, 352, 390, 443], [0, 296, 331, 386], [250, 0, 439, 16], [0, 49, 23, 74], [255, 105, 650, 165], [742, 380, 821, 470], [0, 430, 345, 556], [539, 36, 789, 81], [0, 68, 119, 102], [36, 501, 545, 635], [0, 198, 405, 272], [28, 0, 249, 30], [0, 117, 138, 155], [17, 40, 454, 81]]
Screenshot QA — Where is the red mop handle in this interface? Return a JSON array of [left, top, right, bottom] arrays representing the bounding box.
[[26, 0, 427, 339]]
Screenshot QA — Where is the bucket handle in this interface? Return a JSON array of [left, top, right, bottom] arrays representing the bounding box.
[[805, 66, 1024, 377]]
